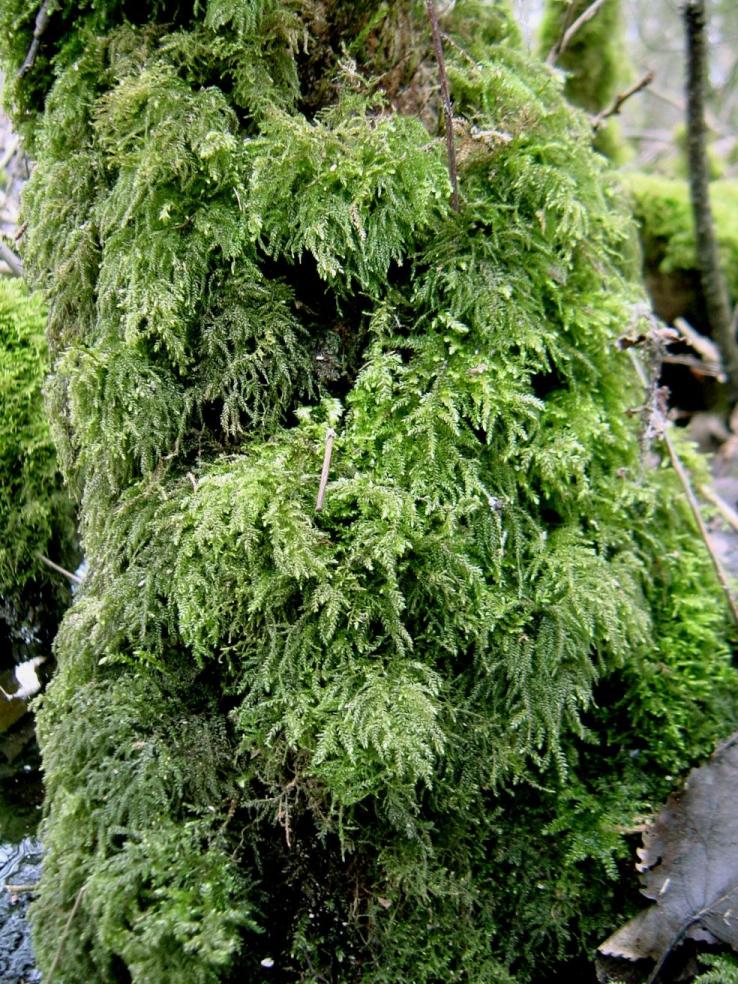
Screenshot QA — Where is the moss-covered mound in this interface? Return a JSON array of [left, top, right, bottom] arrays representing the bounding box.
[[0, 2, 737, 981]]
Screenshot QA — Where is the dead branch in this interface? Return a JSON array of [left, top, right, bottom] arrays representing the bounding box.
[[630, 352, 738, 628], [46, 884, 87, 984], [425, 0, 460, 211], [592, 71, 654, 131], [700, 484, 738, 535], [0, 240, 23, 278], [18, 0, 52, 79], [39, 553, 83, 585], [315, 428, 336, 512], [546, 0, 609, 66]]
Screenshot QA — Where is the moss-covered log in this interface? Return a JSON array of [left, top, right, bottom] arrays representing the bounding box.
[[0, 2, 737, 981]]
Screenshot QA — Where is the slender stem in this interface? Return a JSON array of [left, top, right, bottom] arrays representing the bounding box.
[[425, 0, 460, 212], [39, 553, 83, 585], [592, 71, 654, 131], [46, 884, 87, 984], [0, 240, 23, 277], [630, 353, 738, 628], [546, 0, 609, 66], [315, 429, 336, 512], [18, 0, 52, 79]]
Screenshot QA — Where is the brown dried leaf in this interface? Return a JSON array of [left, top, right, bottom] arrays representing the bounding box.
[[600, 734, 738, 968]]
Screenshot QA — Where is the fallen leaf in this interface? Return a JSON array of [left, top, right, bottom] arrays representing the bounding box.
[[600, 734, 738, 973]]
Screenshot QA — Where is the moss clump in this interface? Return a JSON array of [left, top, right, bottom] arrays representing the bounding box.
[[628, 172, 738, 291], [1, 2, 737, 981]]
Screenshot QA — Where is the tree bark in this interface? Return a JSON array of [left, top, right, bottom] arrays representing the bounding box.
[[683, 0, 738, 399]]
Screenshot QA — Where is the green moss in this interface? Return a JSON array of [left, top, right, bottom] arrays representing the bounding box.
[[0, 1, 736, 981], [627, 173, 738, 296], [0, 278, 77, 656]]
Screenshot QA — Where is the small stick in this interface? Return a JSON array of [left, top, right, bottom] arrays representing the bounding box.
[[0, 240, 23, 277], [631, 353, 738, 628], [18, 0, 52, 79], [546, 0, 608, 66], [592, 71, 654, 131], [39, 554, 83, 585], [5, 883, 37, 894], [425, 0, 460, 211], [700, 484, 738, 535], [0, 137, 19, 173], [315, 428, 336, 512], [46, 884, 86, 984]]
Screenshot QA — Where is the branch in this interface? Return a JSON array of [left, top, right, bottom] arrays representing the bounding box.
[[39, 554, 83, 585], [546, 0, 609, 66], [683, 0, 738, 399], [630, 352, 738, 629], [315, 428, 336, 512], [18, 0, 52, 79], [0, 240, 23, 278], [425, 0, 460, 211], [46, 884, 87, 984], [592, 71, 654, 131]]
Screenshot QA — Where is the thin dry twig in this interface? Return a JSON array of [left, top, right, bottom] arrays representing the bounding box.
[[0, 240, 23, 278], [39, 553, 83, 585], [661, 353, 725, 379], [546, 0, 608, 66], [592, 71, 654, 131], [700, 484, 738, 536], [46, 884, 87, 984], [630, 352, 738, 628], [18, 0, 52, 79], [425, 0, 460, 211], [315, 428, 336, 512]]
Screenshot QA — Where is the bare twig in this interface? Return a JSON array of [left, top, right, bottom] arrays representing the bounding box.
[[700, 484, 738, 535], [647, 84, 727, 136], [630, 352, 738, 628], [0, 241, 23, 278], [4, 883, 37, 894], [425, 0, 460, 211], [46, 884, 87, 984], [315, 428, 336, 512], [592, 71, 654, 131], [0, 138, 19, 173], [18, 0, 52, 79], [661, 353, 725, 379], [39, 554, 83, 585], [546, 0, 609, 66], [673, 316, 724, 369]]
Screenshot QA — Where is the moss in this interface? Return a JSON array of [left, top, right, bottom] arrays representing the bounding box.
[[628, 172, 738, 294], [0, 278, 78, 661], [1, 2, 737, 981]]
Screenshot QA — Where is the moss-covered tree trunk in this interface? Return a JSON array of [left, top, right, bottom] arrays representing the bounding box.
[[1, 1, 737, 981]]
